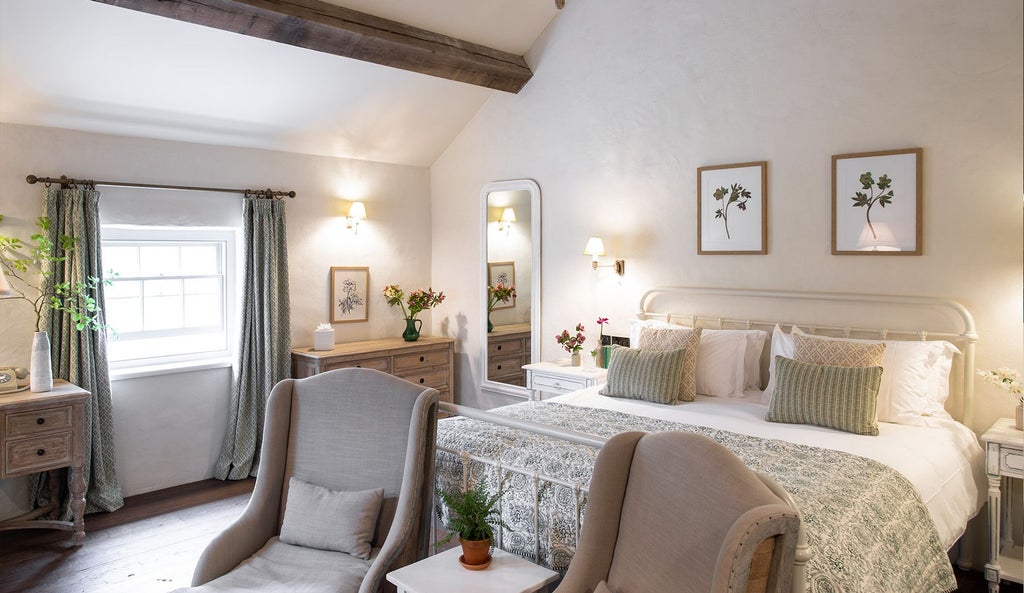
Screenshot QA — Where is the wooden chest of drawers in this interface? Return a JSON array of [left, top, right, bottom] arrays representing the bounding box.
[[487, 323, 531, 387], [0, 381, 89, 541], [291, 337, 455, 405]]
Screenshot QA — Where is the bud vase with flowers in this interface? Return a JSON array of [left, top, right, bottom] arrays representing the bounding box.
[[486, 283, 516, 332], [556, 323, 586, 366], [383, 284, 445, 341], [590, 317, 610, 368]]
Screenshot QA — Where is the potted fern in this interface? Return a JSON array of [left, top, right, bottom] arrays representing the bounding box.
[[436, 482, 508, 570]]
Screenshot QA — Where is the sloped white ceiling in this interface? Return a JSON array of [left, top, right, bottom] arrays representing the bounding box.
[[0, 0, 558, 167]]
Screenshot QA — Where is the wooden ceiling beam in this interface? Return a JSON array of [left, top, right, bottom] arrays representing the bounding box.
[[92, 0, 533, 93]]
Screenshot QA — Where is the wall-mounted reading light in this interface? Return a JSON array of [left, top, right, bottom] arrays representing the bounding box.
[[498, 207, 517, 235], [583, 236, 625, 276], [346, 201, 367, 234], [856, 221, 899, 252]]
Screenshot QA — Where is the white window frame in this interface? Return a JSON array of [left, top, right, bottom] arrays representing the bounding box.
[[102, 225, 238, 379]]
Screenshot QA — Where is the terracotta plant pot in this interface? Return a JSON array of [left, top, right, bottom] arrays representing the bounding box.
[[460, 537, 491, 566]]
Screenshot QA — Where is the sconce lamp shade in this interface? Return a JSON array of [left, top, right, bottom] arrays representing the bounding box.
[[500, 207, 517, 224], [856, 221, 899, 251], [0, 266, 13, 297], [583, 236, 606, 257], [348, 201, 367, 220]]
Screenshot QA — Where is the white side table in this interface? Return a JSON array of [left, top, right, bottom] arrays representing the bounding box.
[[523, 361, 608, 401], [981, 418, 1024, 592], [386, 547, 559, 593]]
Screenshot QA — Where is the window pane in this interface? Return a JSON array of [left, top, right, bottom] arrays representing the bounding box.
[[185, 294, 222, 327], [139, 245, 180, 276], [103, 246, 139, 278], [181, 245, 220, 275], [184, 277, 220, 295], [105, 280, 140, 299], [143, 279, 183, 331]]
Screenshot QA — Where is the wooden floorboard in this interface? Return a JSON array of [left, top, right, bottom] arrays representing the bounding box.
[[0, 475, 1017, 593]]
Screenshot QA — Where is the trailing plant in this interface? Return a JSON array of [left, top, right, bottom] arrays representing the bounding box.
[[713, 183, 751, 239], [849, 172, 894, 240], [435, 482, 509, 546], [0, 214, 111, 332]]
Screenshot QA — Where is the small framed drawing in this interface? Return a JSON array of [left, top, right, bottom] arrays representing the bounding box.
[[697, 161, 767, 254], [330, 266, 369, 323], [487, 261, 516, 310], [832, 148, 922, 255]]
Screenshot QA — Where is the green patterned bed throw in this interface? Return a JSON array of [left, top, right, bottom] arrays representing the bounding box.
[[435, 401, 956, 593]]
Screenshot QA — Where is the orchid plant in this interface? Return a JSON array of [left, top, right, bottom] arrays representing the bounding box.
[[591, 317, 609, 358], [556, 323, 586, 354], [977, 368, 1023, 405], [382, 284, 445, 320]]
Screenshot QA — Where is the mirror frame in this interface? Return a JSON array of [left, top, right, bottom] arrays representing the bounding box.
[[480, 179, 541, 398]]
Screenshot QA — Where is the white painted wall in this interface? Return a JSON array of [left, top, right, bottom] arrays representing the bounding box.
[[0, 123, 433, 517], [430, 0, 1024, 431]]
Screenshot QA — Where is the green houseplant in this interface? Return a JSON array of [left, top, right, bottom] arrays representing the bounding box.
[[436, 482, 508, 569]]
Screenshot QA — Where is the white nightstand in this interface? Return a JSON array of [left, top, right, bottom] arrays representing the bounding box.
[[981, 418, 1024, 592], [523, 361, 608, 401], [386, 547, 559, 593]]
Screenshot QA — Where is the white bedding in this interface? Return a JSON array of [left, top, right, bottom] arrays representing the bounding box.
[[548, 386, 986, 550]]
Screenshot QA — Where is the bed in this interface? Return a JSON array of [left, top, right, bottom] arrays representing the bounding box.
[[435, 287, 987, 593]]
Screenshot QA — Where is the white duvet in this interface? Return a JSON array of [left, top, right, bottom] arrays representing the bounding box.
[[547, 386, 986, 550]]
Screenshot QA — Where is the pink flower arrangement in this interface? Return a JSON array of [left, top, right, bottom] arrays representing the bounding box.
[[383, 284, 445, 320], [487, 283, 517, 312], [556, 323, 586, 354]]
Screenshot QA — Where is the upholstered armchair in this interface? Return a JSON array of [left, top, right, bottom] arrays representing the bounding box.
[[175, 368, 439, 593], [555, 431, 800, 593]]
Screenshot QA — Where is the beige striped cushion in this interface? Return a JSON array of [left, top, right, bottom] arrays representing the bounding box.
[[793, 332, 886, 368], [636, 326, 702, 401], [765, 356, 883, 435], [599, 345, 686, 405]]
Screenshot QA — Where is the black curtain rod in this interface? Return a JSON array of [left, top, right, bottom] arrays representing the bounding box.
[[26, 175, 296, 199]]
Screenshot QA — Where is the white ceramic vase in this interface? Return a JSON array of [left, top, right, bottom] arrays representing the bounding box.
[[30, 331, 53, 392], [570, 352, 581, 367], [1015, 404, 1022, 431]]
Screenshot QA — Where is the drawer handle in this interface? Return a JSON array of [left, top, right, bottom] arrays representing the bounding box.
[[37, 449, 46, 456], [356, 364, 362, 368], [497, 345, 502, 351], [419, 356, 425, 362], [419, 378, 425, 384], [497, 364, 503, 370], [37, 418, 45, 425]]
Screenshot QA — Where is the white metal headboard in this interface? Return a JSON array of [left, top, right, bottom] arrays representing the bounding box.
[[636, 286, 979, 431]]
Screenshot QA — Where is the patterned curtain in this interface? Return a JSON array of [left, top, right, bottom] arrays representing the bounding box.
[[215, 196, 290, 479], [36, 186, 124, 515]]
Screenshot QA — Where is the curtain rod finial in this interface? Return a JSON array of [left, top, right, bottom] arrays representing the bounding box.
[[26, 175, 38, 184]]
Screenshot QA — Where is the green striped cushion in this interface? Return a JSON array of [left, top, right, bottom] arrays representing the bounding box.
[[765, 356, 883, 435], [599, 345, 686, 405]]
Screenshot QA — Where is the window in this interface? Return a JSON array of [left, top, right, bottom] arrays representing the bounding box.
[[102, 227, 237, 369]]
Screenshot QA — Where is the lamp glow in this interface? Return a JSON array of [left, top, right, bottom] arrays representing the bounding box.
[[856, 221, 899, 251], [498, 207, 517, 234], [346, 201, 367, 234]]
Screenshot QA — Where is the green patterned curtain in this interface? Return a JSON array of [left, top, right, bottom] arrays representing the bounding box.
[[37, 186, 124, 515], [215, 196, 290, 479]]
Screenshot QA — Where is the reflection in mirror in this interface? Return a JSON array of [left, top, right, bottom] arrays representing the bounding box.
[[481, 180, 540, 398]]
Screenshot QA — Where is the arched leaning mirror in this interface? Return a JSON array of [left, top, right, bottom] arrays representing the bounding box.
[[481, 179, 540, 398]]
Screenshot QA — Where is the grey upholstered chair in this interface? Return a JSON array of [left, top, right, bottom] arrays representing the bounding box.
[[555, 431, 800, 593], [175, 368, 439, 593]]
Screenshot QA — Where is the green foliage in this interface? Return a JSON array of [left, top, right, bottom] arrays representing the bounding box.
[[435, 482, 509, 547], [0, 214, 112, 333], [849, 172, 894, 240], [713, 183, 752, 240]]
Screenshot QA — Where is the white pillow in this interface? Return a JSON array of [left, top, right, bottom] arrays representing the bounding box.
[[789, 328, 959, 425], [703, 329, 768, 390], [279, 478, 384, 559], [761, 325, 796, 404], [695, 329, 748, 397]]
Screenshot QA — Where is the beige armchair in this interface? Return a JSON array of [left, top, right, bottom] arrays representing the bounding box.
[[555, 431, 800, 593], [175, 368, 439, 593]]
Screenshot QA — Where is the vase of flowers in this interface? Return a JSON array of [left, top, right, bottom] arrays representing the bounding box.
[[383, 285, 445, 342], [977, 368, 1023, 430], [486, 283, 516, 333], [556, 323, 586, 366]]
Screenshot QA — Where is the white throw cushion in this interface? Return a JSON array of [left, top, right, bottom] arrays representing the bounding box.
[[762, 325, 797, 404], [789, 328, 959, 425], [702, 328, 768, 391], [693, 329, 747, 397], [279, 478, 384, 559]]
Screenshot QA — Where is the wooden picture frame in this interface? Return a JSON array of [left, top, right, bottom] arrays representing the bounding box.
[[330, 266, 369, 323], [832, 148, 922, 255], [487, 261, 516, 310], [697, 161, 768, 254]]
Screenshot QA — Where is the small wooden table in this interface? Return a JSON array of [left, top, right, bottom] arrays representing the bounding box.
[[386, 547, 559, 593], [981, 418, 1024, 592], [0, 380, 89, 541]]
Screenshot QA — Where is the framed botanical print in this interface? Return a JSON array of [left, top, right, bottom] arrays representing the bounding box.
[[697, 161, 768, 254], [330, 266, 369, 323], [487, 261, 516, 310], [832, 148, 922, 255]]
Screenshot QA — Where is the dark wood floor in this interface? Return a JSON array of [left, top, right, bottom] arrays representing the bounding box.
[[0, 477, 1018, 593]]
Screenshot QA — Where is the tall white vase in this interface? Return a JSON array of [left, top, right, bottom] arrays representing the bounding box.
[[30, 331, 53, 392]]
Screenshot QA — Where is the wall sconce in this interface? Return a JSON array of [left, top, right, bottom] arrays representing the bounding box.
[[856, 221, 899, 252], [346, 201, 367, 234], [498, 207, 517, 235], [583, 236, 625, 276]]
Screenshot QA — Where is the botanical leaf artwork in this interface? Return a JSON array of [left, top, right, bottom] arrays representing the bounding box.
[[337, 278, 364, 315], [713, 183, 751, 239], [849, 172, 894, 240]]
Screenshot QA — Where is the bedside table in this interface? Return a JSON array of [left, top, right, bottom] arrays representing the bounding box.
[[386, 547, 559, 593], [981, 418, 1023, 592], [523, 361, 607, 401]]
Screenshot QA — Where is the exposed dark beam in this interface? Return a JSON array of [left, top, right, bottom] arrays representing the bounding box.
[[92, 0, 533, 93]]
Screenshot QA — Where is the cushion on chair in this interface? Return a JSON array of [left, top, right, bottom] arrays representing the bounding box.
[[279, 478, 383, 559], [177, 537, 374, 593]]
